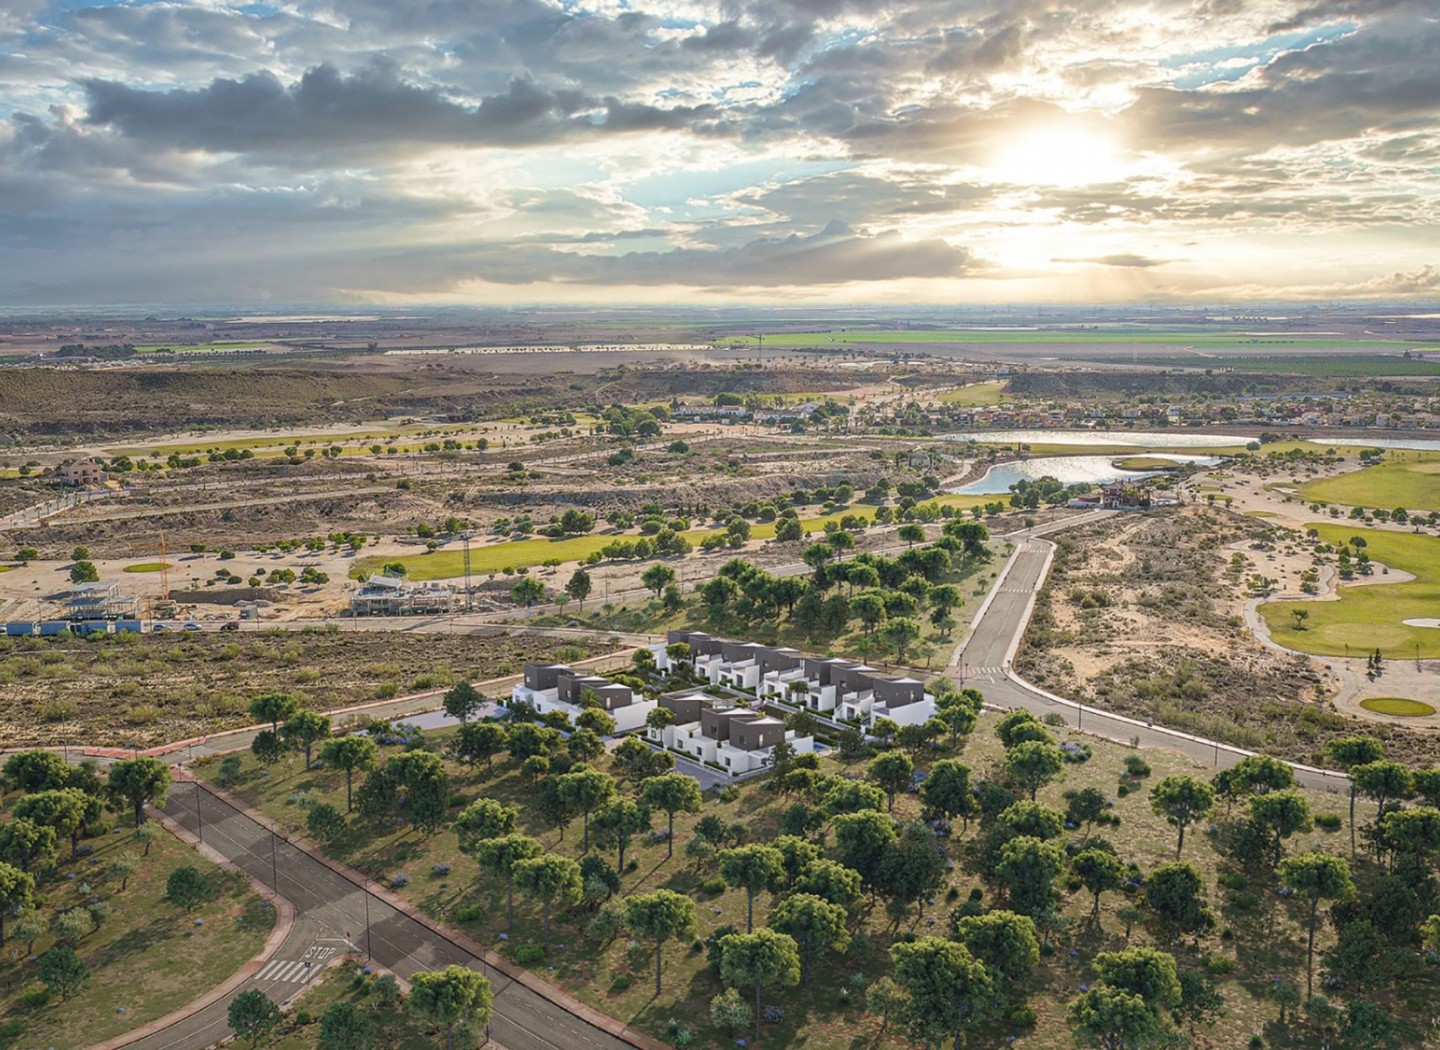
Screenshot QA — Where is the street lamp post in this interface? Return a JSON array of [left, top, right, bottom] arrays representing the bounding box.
[[271, 825, 279, 890], [364, 884, 372, 962], [194, 779, 204, 844]]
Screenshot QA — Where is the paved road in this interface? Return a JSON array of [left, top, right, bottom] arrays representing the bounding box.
[[952, 516, 1351, 795], [138, 781, 637, 1050]]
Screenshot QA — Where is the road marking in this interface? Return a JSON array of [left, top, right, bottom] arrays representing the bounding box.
[[257, 954, 329, 984]]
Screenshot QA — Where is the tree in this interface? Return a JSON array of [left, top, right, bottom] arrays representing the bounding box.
[[718, 844, 787, 931], [107, 850, 141, 891], [513, 854, 583, 952], [1063, 787, 1113, 841], [319, 1000, 374, 1050], [641, 773, 703, 858], [1069, 986, 1162, 1050], [454, 798, 518, 852], [890, 936, 997, 1050], [1278, 851, 1354, 997], [1149, 776, 1215, 858], [557, 766, 616, 852], [645, 706, 676, 732], [507, 722, 560, 762], [475, 834, 544, 927], [898, 523, 924, 546], [640, 563, 676, 597], [833, 810, 898, 892], [565, 568, 592, 607], [952, 910, 1038, 987], [3, 749, 73, 793], [851, 592, 887, 635], [307, 802, 347, 845], [1094, 946, 1182, 1007], [921, 759, 979, 831], [39, 945, 89, 1001], [106, 756, 171, 827], [576, 707, 616, 737], [772, 892, 850, 985], [320, 735, 379, 812], [1325, 738, 1383, 847], [1071, 848, 1126, 918], [511, 576, 546, 606], [934, 690, 980, 747], [719, 929, 802, 1044], [69, 559, 99, 584], [995, 835, 1066, 916], [996, 710, 1050, 749], [1341, 999, 1395, 1048], [877, 820, 947, 924], [251, 729, 286, 766], [14, 788, 99, 860], [1143, 862, 1211, 944], [408, 965, 494, 1050], [250, 692, 300, 733], [592, 797, 651, 870], [0, 863, 34, 948], [866, 975, 908, 1036], [793, 858, 865, 917], [625, 890, 698, 995], [443, 681, 485, 724], [283, 709, 331, 769], [1352, 759, 1414, 852], [166, 864, 211, 913], [1248, 790, 1312, 867], [559, 508, 595, 534], [711, 988, 753, 1037], [869, 749, 914, 810], [880, 616, 922, 663], [1005, 740, 1065, 800]]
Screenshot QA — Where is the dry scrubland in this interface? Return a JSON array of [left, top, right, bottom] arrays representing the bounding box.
[[1016, 508, 1440, 766], [0, 630, 608, 748], [195, 709, 1432, 1050]]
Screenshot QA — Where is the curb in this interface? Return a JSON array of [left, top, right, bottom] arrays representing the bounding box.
[[82, 798, 297, 1050], [198, 779, 668, 1050]]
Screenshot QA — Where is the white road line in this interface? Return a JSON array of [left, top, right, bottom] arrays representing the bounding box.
[[255, 960, 283, 981]]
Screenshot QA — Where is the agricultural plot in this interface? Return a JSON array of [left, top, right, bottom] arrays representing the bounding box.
[[1260, 524, 1440, 660]]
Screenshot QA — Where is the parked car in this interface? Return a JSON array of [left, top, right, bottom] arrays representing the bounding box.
[[182, 622, 203, 632], [220, 621, 240, 632], [151, 623, 169, 633]]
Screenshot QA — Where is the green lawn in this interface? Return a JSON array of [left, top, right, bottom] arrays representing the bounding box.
[[123, 562, 174, 573], [1260, 523, 1440, 657], [194, 703, 1403, 1050], [0, 810, 273, 1048], [1300, 453, 1440, 511], [938, 382, 1007, 406], [1360, 697, 1436, 717]]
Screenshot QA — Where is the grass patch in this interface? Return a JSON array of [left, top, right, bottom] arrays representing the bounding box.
[[122, 562, 174, 573], [1241, 510, 1277, 518], [1360, 697, 1436, 717], [1299, 451, 1440, 511], [0, 810, 273, 1048], [1111, 456, 1187, 470], [1260, 523, 1440, 658], [938, 381, 1007, 406]]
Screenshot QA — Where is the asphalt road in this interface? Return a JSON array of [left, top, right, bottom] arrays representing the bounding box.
[[137, 781, 637, 1050]]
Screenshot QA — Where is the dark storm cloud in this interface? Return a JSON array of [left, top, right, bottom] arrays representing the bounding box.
[[80, 60, 728, 159]]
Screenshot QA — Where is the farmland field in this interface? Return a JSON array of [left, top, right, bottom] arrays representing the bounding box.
[[727, 329, 1415, 351]]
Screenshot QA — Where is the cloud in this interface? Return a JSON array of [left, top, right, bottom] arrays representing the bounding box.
[[80, 60, 728, 161], [1051, 254, 1171, 267], [1359, 263, 1440, 294]]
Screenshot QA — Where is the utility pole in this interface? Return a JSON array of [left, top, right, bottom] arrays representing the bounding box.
[[194, 779, 204, 843], [463, 531, 473, 613]]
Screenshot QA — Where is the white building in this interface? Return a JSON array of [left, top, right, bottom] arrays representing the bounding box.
[[510, 663, 656, 733], [645, 690, 815, 775]]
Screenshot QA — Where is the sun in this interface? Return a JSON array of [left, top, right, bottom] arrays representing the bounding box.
[[986, 123, 1127, 187]]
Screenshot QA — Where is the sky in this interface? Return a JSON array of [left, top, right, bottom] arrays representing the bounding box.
[[1, 0, 1438, 307]]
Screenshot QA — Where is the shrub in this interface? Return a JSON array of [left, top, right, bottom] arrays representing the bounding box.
[[511, 944, 546, 966], [762, 1005, 785, 1023], [610, 973, 633, 993], [452, 904, 487, 923], [1006, 1005, 1038, 1026], [389, 874, 409, 889], [1123, 755, 1151, 778], [1314, 813, 1343, 831], [1229, 891, 1260, 910], [1042, 713, 1066, 727], [432, 862, 452, 877], [699, 877, 726, 895], [1205, 955, 1236, 975], [17, 986, 50, 1010]]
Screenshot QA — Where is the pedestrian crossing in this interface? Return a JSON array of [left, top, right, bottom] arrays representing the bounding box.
[[255, 958, 321, 984]]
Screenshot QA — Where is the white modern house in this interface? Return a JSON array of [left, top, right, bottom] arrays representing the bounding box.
[[511, 663, 656, 733], [656, 629, 937, 732], [646, 690, 815, 775]]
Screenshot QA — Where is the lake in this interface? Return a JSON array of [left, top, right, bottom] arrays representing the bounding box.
[[953, 454, 1221, 495]]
